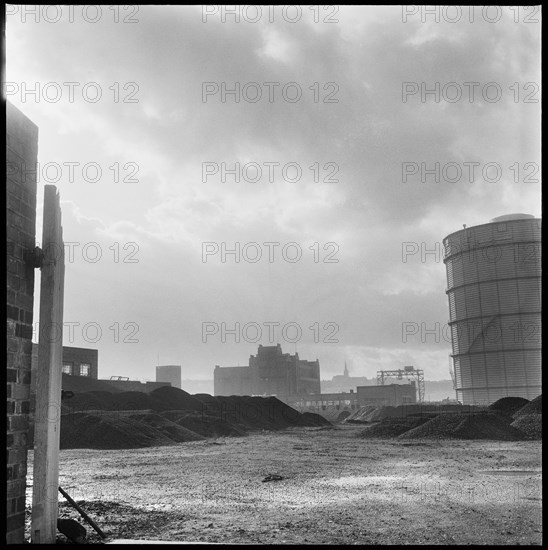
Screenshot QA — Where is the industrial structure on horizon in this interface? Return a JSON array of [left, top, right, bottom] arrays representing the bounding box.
[[444, 213, 541, 406], [376, 366, 425, 402], [287, 382, 417, 411], [357, 382, 416, 407], [215, 347, 420, 411], [30, 344, 171, 393], [214, 344, 321, 397], [156, 364, 182, 389]]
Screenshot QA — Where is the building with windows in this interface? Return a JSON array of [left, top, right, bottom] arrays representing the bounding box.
[[31, 344, 98, 379], [61, 346, 98, 378], [214, 344, 321, 397], [286, 390, 359, 410]]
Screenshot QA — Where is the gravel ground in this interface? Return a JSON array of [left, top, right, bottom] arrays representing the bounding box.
[[25, 425, 542, 545]]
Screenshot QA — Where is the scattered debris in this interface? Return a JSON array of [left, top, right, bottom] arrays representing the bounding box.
[[59, 486, 106, 539], [262, 474, 284, 482]]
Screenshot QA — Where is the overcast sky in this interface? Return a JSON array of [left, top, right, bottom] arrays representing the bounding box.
[[7, 5, 541, 383]]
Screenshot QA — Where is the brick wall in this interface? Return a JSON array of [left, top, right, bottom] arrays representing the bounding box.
[[6, 102, 39, 544]]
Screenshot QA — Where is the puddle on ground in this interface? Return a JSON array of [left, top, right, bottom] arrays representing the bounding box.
[[479, 470, 542, 477]]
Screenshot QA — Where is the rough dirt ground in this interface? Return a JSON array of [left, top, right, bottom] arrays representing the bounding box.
[[26, 425, 542, 545]]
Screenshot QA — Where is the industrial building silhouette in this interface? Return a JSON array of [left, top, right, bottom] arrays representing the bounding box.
[[156, 365, 182, 389], [214, 344, 321, 397]]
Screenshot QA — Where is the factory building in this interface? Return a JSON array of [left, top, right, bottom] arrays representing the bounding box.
[[357, 383, 417, 407], [31, 344, 98, 379], [31, 344, 170, 393], [214, 344, 321, 397], [443, 213, 541, 405], [61, 346, 98, 378], [156, 365, 182, 389], [291, 391, 358, 409]]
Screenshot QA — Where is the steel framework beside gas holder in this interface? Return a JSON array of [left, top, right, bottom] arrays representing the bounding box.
[[376, 366, 425, 403]]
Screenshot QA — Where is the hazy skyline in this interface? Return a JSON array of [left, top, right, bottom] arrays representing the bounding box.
[[6, 5, 541, 382]]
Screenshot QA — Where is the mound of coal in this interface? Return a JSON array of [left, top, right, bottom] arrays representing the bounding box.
[[395, 403, 483, 417], [213, 396, 261, 429], [260, 396, 297, 428], [193, 393, 218, 403], [308, 405, 352, 423], [345, 405, 398, 423], [365, 406, 397, 422], [511, 414, 542, 439], [345, 404, 485, 424], [337, 410, 351, 422], [513, 395, 542, 418], [125, 412, 205, 443], [62, 390, 169, 413], [344, 405, 376, 423], [265, 396, 303, 427], [400, 412, 525, 440], [116, 391, 159, 411], [213, 395, 327, 429], [148, 386, 205, 412], [452, 413, 525, 440], [61, 391, 117, 413], [488, 397, 529, 417], [160, 410, 247, 438], [219, 396, 294, 430], [297, 412, 332, 427], [59, 390, 330, 449], [360, 416, 431, 438], [60, 412, 186, 450], [395, 404, 445, 416]]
